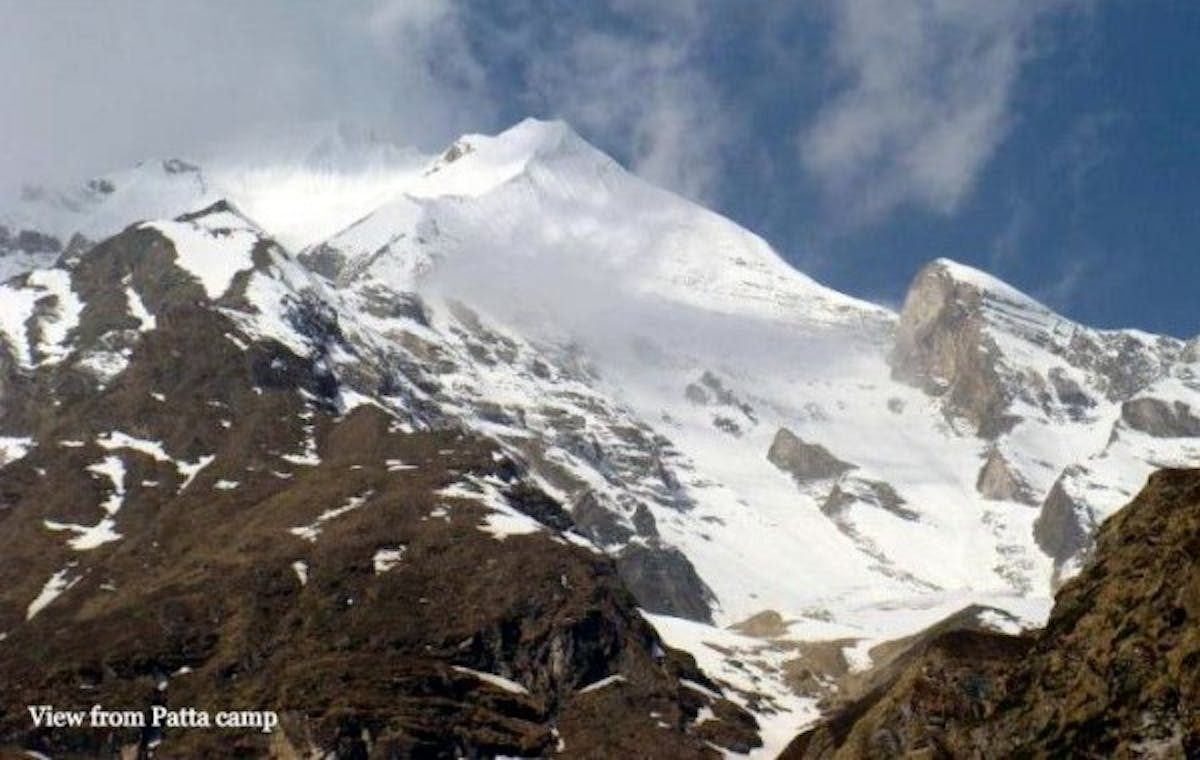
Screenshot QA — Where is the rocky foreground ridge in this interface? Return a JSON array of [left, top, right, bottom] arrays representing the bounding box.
[[782, 468, 1200, 758]]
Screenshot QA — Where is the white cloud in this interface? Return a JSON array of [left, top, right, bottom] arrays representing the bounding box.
[[364, 0, 494, 129], [520, 2, 735, 203], [0, 0, 494, 197], [800, 0, 1062, 223], [0, 0, 733, 206]]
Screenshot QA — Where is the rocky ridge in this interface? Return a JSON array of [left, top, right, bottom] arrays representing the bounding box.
[[0, 209, 759, 758]]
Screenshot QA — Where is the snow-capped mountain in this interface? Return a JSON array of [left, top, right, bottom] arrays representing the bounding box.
[[1, 118, 1198, 755]]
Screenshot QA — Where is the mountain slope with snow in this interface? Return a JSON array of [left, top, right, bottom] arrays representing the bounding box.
[[2, 118, 1198, 755]]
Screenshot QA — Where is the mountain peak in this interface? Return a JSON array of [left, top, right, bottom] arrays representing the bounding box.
[[921, 258, 1050, 316], [456, 118, 588, 160], [416, 117, 612, 199]]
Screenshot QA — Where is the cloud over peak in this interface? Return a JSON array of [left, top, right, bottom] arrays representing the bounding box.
[[800, 0, 1065, 223]]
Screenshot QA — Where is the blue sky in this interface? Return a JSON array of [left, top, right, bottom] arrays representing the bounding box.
[[3, 1, 1198, 336]]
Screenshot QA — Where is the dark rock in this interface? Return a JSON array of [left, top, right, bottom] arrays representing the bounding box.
[[298, 243, 349, 281], [976, 447, 1037, 505], [615, 542, 715, 624], [631, 503, 659, 538], [570, 490, 634, 546], [162, 158, 200, 174], [768, 428, 855, 483], [713, 415, 741, 436], [14, 229, 62, 254], [503, 480, 575, 532], [1033, 466, 1095, 580], [358, 286, 430, 326], [1048, 367, 1095, 419], [86, 177, 116, 195], [1121, 397, 1200, 438], [823, 478, 918, 522]]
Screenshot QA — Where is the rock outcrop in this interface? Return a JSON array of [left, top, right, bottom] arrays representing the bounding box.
[[768, 428, 856, 484], [889, 260, 1014, 437], [823, 477, 917, 522], [1122, 396, 1200, 438], [616, 542, 716, 624], [975, 446, 1036, 505], [891, 259, 1186, 440], [1033, 466, 1096, 582]]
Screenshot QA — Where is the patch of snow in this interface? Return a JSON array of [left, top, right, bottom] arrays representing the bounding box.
[[289, 491, 373, 542], [44, 517, 122, 550], [372, 546, 406, 574], [224, 331, 249, 350], [680, 679, 723, 701], [86, 455, 126, 515], [338, 388, 387, 414], [0, 280, 39, 367], [76, 347, 131, 383], [451, 666, 530, 696], [26, 566, 80, 620], [291, 560, 308, 587], [125, 285, 156, 331], [439, 477, 544, 540], [97, 431, 172, 462], [645, 612, 822, 758], [281, 421, 321, 466], [177, 455, 215, 492], [0, 436, 34, 467], [576, 674, 625, 694], [26, 268, 84, 365], [141, 217, 256, 299], [977, 608, 1025, 635], [841, 640, 874, 674]]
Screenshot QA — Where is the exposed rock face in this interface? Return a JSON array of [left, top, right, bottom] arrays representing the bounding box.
[[571, 488, 636, 546], [1033, 466, 1096, 580], [296, 242, 348, 281], [823, 478, 917, 522], [975, 446, 1036, 505], [616, 542, 716, 624], [891, 259, 1187, 440], [889, 261, 1013, 437], [768, 428, 855, 483], [1122, 397, 1200, 438], [782, 468, 1200, 759]]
